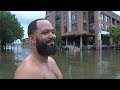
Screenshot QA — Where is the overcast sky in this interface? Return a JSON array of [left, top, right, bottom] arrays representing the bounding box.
[[11, 11, 46, 38], [10, 11, 120, 38]]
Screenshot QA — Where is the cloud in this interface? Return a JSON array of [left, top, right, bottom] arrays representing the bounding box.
[[113, 11, 120, 16], [11, 11, 46, 38]]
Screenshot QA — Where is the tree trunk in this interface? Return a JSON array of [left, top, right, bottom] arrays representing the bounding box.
[[1, 45, 4, 51], [1, 41, 6, 52]]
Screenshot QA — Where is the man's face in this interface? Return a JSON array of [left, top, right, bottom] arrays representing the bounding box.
[[35, 20, 57, 56], [36, 37, 57, 56]]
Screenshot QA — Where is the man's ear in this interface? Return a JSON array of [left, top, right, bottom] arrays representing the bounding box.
[[29, 35, 36, 44]]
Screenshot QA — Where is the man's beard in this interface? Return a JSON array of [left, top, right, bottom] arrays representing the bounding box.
[[36, 38, 57, 56]]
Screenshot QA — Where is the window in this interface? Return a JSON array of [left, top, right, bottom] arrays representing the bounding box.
[[117, 21, 120, 25], [89, 23, 95, 30], [64, 26, 67, 33], [83, 23, 87, 30], [55, 11, 61, 19], [72, 23, 77, 31], [106, 25, 110, 32], [83, 12, 87, 20], [101, 13, 104, 21], [107, 16, 110, 23], [112, 18, 115, 25], [64, 16, 68, 24], [56, 19, 60, 28], [88, 11, 94, 23], [106, 16, 110, 23], [56, 11, 60, 16], [101, 23, 104, 31], [71, 13, 77, 21]]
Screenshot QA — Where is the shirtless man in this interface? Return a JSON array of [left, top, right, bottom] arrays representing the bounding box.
[[14, 18, 63, 79]]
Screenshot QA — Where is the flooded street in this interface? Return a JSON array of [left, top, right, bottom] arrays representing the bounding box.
[[0, 46, 120, 79], [54, 49, 120, 79], [0, 46, 31, 79]]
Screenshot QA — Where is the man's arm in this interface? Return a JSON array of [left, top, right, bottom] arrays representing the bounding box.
[[48, 56, 63, 79]]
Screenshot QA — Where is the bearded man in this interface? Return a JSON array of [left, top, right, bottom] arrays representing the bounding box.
[[14, 18, 63, 79]]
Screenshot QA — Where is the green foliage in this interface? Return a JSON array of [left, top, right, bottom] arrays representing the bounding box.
[[55, 31, 64, 47], [110, 26, 120, 45], [0, 11, 24, 50]]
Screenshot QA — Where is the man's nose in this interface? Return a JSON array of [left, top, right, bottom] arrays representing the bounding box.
[[48, 32, 56, 38]]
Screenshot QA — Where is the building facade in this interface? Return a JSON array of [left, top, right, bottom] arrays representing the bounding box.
[[46, 11, 120, 49], [21, 38, 31, 48]]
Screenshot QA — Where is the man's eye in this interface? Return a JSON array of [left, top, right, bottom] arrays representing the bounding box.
[[52, 31, 55, 34], [42, 32, 49, 34]]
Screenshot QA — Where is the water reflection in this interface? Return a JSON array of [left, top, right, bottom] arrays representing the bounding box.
[[0, 46, 120, 79], [53, 49, 120, 79], [0, 50, 17, 79], [0, 46, 31, 79]]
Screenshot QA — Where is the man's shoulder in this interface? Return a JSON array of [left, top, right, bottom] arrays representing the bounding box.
[[14, 58, 44, 79], [48, 56, 54, 60], [48, 56, 56, 64], [14, 59, 29, 77], [16, 54, 37, 72], [14, 55, 35, 79]]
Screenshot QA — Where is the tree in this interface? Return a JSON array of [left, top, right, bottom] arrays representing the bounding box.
[[110, 26, 120, 45], [55, 31, 64, 47], [0, 11, 24, 51]]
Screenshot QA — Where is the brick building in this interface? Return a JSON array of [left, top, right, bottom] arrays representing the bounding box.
[[46, 11, 120, 49]]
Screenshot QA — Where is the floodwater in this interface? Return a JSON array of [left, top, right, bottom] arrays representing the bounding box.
[[0, 45, 120, 79]]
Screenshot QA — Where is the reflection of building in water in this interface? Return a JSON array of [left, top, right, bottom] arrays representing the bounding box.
[[21, 38, 31, 48]]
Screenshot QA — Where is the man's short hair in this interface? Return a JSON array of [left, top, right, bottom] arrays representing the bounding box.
[[28, 18, 46, 36]]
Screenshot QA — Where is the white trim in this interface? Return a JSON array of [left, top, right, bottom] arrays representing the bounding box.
[[68, 11, 71, 32], [101, 31, 109, 35]]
